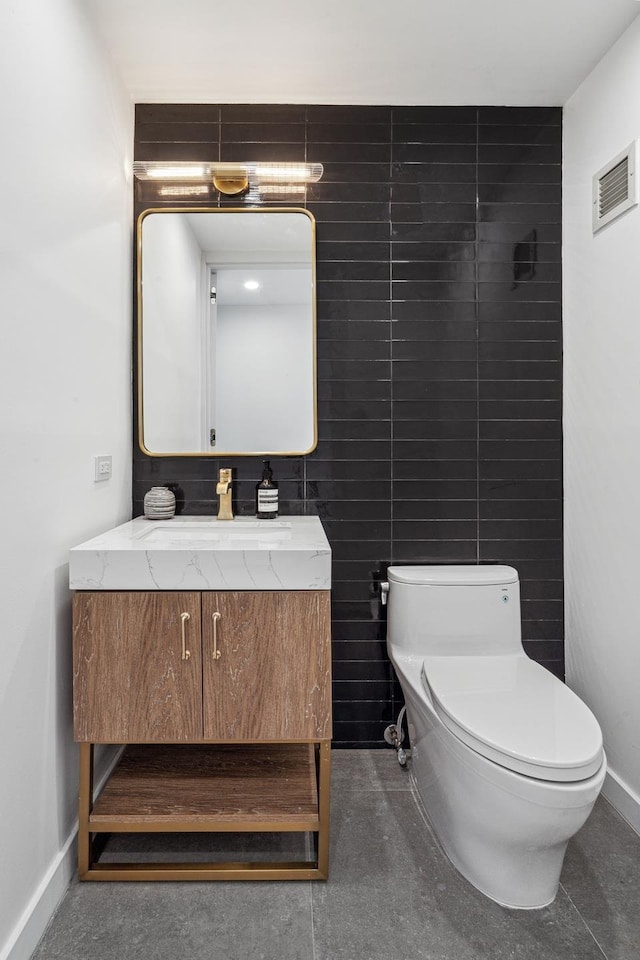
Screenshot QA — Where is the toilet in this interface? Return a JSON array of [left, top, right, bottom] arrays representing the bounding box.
[[385, 564, 606, 910]]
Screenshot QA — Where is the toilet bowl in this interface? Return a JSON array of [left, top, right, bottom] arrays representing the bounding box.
[[385, 565, 606, 910]]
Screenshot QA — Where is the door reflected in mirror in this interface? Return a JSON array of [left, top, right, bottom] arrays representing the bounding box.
[[138, 208, 317, 456]]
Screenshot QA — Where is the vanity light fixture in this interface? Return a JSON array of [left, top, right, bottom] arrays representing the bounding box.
[[133, 160, 323, 196]]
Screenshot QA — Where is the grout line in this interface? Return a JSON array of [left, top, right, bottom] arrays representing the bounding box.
[[475, 107, 480, 564], [558, 882, 610, 960]]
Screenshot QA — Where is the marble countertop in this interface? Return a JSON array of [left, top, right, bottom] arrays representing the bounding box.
[[69, 515, 331, 591]]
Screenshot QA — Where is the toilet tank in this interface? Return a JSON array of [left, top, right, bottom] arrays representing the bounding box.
[[386, 565, 522, 656]]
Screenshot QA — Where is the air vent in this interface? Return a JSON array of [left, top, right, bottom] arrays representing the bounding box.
[[592, 140, 639, 233]]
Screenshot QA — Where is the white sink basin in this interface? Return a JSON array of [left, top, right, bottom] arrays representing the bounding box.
[[69, 515, 330, 591], [137, 520, 292, 543]]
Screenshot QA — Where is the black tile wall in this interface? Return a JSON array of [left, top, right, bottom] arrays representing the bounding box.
[[133, 104, 563, 747]]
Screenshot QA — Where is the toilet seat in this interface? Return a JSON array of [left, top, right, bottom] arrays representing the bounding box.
[[421, 654, 604, 782]]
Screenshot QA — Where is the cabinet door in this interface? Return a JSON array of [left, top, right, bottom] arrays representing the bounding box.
[[202, 591, 331, 741], [73, 592, 202, 742]]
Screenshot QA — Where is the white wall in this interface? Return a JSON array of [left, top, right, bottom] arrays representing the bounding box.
[[141, 214, 203, 451], [0, 2, 132, 958], [215, 303, 314, 452], [564, 14, 640, 831]]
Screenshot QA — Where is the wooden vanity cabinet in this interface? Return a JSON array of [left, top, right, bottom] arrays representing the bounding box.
[[72, 588, 332, 881]]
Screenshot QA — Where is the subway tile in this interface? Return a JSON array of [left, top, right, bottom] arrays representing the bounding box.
[[478, 320, 562, 341], [308, 122, 391, 143], [317, 380, 391, 402], [317, 358, 391, 380], [317, 240, 391, 262], [478, 301, 562, 321], [308, 202, 390, 223], [318, 501, 390, 523], [393, 479, 478, 500], [391, 221, 476, 243], [479, 498, 562, 520], [479, 222, 562, 244], [392, 340, 476, 361], [392, 202, 477, 224], [317, 279, 391, 301], [317, 339, 389, 361], [317, 419, 391, 441], [312, 438, 391, 460], [479, 359, 560, 380], [391, 182, 477, 203], [478, 107, 561, 125], [480, 479, 563, 500], [220, 104, 307, 123], [392, 123, 477, 144], [393, 438, 477, 459], [393, 540, 477, 562], [332, 658, 391, 682], [315, 221, 391, 242], [478, 182, 562, 204], [307, 142, 391, 163], [306, 105, 392, 123], [479, 261, 562, 283], [220, 122, 305, 143], [332, 680, 395, 702], [393, 378, 478, 400], [478, 124, 562, 145], [480, 419, 562, 440], [393, 399, 477, 419], [392, 161, 477, 183], [317, 261, 390, 283], [392, 106, 478, 124], [394, 460, 478, 480], [393, 419, 477, 440], [392, 261, 476, 282], [479, 539, 562, 561], [394, 519, 477, 540], [320, 161, 391, 183], [478, 340, 563, 361], [393, 499, 477, 521], [480, 518, 563, 539], [479, 203, 562, 224], [392, 143, 476, 164], [220, 142, 306, 162], [136, 121, 221, 142], [305, 459, 391, 481], [135, 142, 221, 161], [479, 241, 561, 262], [391, 300, 476, 321], [318, 299, 392, 321], [478, 143, 562, 164], [479, 459, 562, 480], [392, 240, 476, 261], [136, 104, 222, 123], [309, 182, 391, 204], [307, 480, 392, 502], [391, 320, 477, 341], [391, 359, 476, 379], [317, 398, 391, 421]]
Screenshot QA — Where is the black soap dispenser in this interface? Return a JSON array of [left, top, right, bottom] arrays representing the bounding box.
[[256, 460, 279, 519]]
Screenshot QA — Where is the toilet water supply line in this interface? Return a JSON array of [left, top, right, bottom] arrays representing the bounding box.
[[380, 580, 409, 766]]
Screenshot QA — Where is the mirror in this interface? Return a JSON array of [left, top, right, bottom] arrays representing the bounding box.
[[137, 208, 317, 456]]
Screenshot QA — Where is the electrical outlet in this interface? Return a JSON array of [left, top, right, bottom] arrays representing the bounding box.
[[94, 455, 112, 482]]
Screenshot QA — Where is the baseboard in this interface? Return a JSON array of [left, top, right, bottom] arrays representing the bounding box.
[[602, 767, 640, 837], [2, 746, 124, 960]]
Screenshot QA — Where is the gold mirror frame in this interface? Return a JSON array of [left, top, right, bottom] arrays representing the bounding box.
[[136, 207, 318, 458]]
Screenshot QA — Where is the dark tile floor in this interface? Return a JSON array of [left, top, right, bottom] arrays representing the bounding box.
[[31, 751, 640, 960]]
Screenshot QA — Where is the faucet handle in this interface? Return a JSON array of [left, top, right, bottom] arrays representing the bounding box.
[[218, 468, 232, 484]]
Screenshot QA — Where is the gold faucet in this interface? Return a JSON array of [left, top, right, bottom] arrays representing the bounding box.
[[216, 468, 233, 520]]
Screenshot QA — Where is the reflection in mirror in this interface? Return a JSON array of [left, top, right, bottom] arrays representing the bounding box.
[[138, 208, 317, 456]]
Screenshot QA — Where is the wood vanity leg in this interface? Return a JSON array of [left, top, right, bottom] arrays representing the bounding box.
[[316, 741, 331, 878], [78, 742, 94, 878]]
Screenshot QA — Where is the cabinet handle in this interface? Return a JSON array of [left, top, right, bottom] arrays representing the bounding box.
[[180, 612, 191, 661], [212, 611, 222, 660]]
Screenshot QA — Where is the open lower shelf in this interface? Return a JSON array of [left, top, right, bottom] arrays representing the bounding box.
[[90, 743, 319, 830]]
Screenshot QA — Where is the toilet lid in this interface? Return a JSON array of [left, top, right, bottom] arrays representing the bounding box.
[[421, 654, 604, 782]]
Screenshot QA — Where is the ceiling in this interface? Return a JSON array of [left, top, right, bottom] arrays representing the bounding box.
[[86, 0, 640, 106]]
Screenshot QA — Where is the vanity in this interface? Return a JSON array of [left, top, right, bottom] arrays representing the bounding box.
[[69, 515, 332, 881]]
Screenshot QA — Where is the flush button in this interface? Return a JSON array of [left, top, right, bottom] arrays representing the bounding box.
[[502, 596, 509, 603]]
